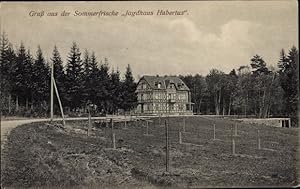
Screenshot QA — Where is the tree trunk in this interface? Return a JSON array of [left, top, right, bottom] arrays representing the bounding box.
[[260, 89, 266, 118], [8, 93, 11, 114], [222, 96, 225, 116], [198, 97, 203, 114], [244, 92, 248, 117], [216, 90, 222, 115], [263, 73, 276, 118], [26, 98, 29, 111], [214, 93, 219, 115], [16, 96, 19, 112], [228, 93, 232, 115]]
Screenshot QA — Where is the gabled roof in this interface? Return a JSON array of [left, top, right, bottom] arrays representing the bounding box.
[[138, 75, 190, 91]]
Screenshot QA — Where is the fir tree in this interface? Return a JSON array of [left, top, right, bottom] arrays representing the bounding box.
[[32, 46, 50, 108], [88, 52, 100, 105], [10, 43, 33, 110], [97, 59, 110, 113], [278, 46, 299, 118], [65, 42, 84, 110], [121, 64, 137, 112], [109, 68, 122, 114], [50, 45, 66, 113], [250, 54, 269, 75], [0, 32, 12, 114]]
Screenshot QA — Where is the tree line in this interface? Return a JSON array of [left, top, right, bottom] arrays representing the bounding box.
[[0, 32, 137, 117], [179, 47, 298, 126], [0, 32, 298, 126]]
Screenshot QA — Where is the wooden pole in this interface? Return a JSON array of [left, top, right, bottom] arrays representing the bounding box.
[[235, 123, 238, 136], [179, 131, 182, 144], [124, 115, 127, 129], [87, 108, 91, 137], [112, 133, 116, 149], [213, 124, 216, 140], [146, 121, 149, 135], [257, 129, 261, 150], [183, 117, 186, 132], [111, 118, 114, 132], [165, 120, 169, 172], [105, 121, 108, 136], [50, 60, 54, 122], [231, 125, 235, 155], [53, 79, 65, 126], [111, 119, 116, 149]]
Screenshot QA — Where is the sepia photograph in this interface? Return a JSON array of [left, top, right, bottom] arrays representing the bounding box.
[[0, 1, 299, 188]]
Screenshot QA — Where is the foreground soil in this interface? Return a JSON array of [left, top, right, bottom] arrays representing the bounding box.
[[1, 116, 299, 188]]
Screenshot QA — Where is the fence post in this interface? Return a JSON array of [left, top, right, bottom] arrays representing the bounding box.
[[146, 121, 149, 135], [183, 117, 186, 132], [234, 123, 238, 136], [179, 131, 182, 144], [231, 125, 235, 155], [257, 129, 261, 150], [112, 133, 116, 149], [105, 120, 108, 136], [111, 119, 114, 148], [111, 118, 114, 131], [87, 111, 91, 137], [165, 120, 169, 172], [213, 124, 216, 140]]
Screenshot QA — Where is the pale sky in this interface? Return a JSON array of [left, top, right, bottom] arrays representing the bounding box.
[[0, 1, 298, 79]]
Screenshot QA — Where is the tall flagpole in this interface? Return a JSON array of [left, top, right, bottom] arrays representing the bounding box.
[[50, 58, 54, 122]]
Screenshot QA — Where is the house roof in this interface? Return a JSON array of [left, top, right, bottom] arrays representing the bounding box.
[[139, 75, 190, 91]]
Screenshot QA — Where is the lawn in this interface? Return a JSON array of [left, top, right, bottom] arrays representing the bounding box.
[[1, 116, 299, 188]]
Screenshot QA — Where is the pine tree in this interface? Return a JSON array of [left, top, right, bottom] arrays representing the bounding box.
[[50, 45, 65, 114], [10, 43, 33, 111], [97, 59, 110, 113], [32, 46, 50, 110], [88, 52, 100, 106], [109, 68, 122, 114], [82, 49, 91, 104], [50, 45, 66, 114], [4, 44, 16, 114], [0, 32, 11, 114], [250, 54, 269, 75], [121, 64, 137, 112], [278, 46, 299, 120], [51, 46, 65, 86], [65, 42, 84, 110]]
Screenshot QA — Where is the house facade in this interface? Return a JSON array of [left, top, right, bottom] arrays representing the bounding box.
[[135, 75, 193, 115]]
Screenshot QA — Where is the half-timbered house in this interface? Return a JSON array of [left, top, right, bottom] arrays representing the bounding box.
[[135, 75, 193, 115]]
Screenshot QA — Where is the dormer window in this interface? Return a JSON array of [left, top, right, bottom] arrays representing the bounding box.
[[157, 82, 161, 88], [155, 82, 162, 89]]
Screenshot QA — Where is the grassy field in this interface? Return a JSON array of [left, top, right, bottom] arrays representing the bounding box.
[[1, 116, 299, 188]]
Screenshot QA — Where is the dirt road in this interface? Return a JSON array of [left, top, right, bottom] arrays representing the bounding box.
[[1, 119, 49, 149], [0, 116, 136, 150]]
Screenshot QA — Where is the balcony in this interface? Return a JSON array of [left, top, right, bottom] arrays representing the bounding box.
[[168, 99, 176, 103]]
